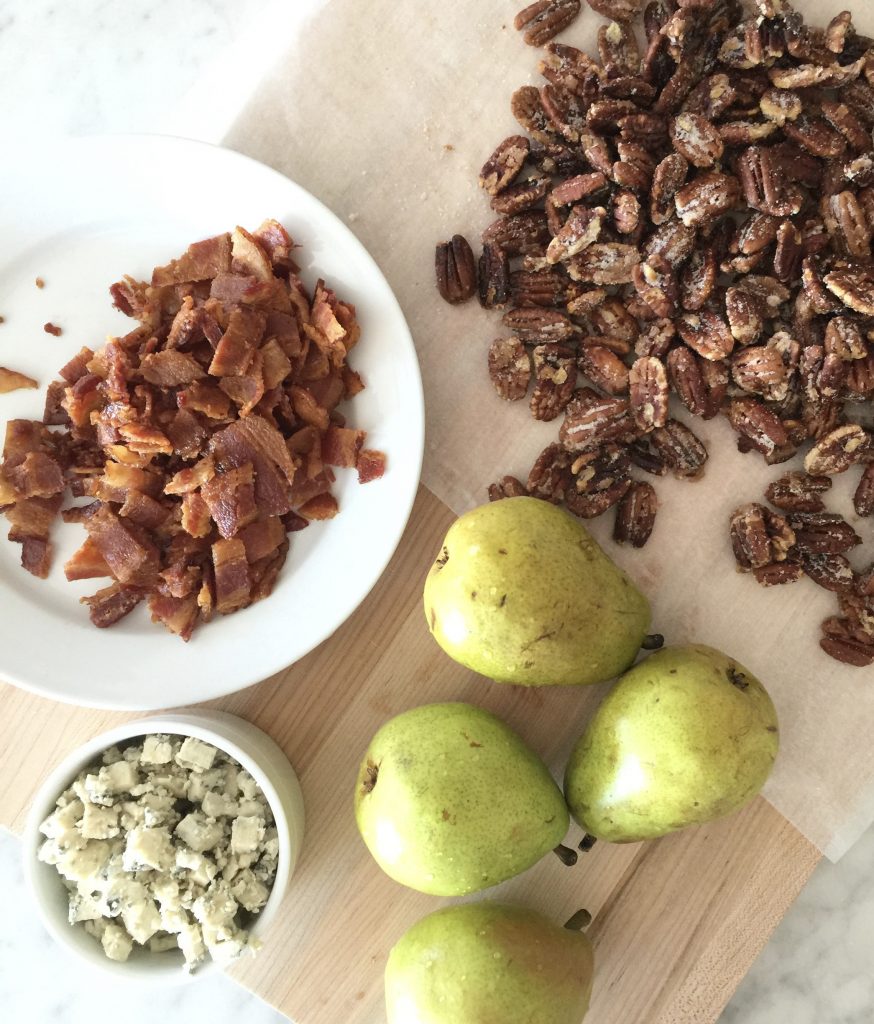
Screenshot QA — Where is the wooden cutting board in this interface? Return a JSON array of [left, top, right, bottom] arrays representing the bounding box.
[[0, 486, 820, 1024]]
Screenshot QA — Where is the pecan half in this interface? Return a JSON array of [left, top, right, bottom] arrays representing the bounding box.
[[651, 419, 708, 478], [479, 136, 531, 195], [491, 175, 551, 216], [820, 634, 874, 667], [550, 172, 610, 206], [855, 464, 874, 517], [804, 424, 873, 475], [511, 85, 556, 142], [788, 511, 862, 555], [650, 153, 690, 225], [435, 235, 477, 304], [675, 171, 742, 227], [527, 442, 573, 502], [559, 387, 636, 451], [488, 338, 532, 401], [479, 243, 511, 309], [483, 212, 551, 256], [725, 286, 764, 345], [680, 247, 718, 310], [731, 345, 789, 401], [824, 317, 866, 361], [629, 355, 669, 431], [800, 552, 856, 593], [670, 113, 725, 167], [503, 307, 576, 343], [765, 472, 832, 513], [598, 19, 640, 75], [578, 345, 630, 395], [488, 476, 529, 501], [677, 310, 735, 360], [730, 503, 773, 571], [530, 344, 578, 420], [613, 481, 658, 547], [753, 561, 805, 586], [546, 206, 606, 263], [824, 265, 874, 315], [585, 0, 641, 22], [567, 243, 641, 285], [515, 0, 582, 47], [727, 397, 789, 456]]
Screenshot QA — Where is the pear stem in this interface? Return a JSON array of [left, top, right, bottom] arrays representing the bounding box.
[[578, 834, 598, 852], [564, 909, 592, 931], [641, 633, 665, 651], [553, 843, 578, 867]]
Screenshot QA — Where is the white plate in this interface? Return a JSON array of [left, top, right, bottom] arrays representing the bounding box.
[[0, 135, 424, 710]]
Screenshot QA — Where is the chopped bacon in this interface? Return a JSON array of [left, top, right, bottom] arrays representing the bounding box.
[[250, 539, 290, 601], [140, 350, 205, 387], [158, 561, 200, 599], [21, 537, 52, 578], [238, 516, 286, 562], [151, 233, 232, 287], [260, 338, 292, 389], [165, 296, 203, 349], [0, 470, 16, 508], [43, 322, 62, 337], [166, 408, 208, 460], [64, 536, 112, 581], [99, 462, 163, 500], [0, 367, 38, 393], [103, 444, 153, 469], [231, 226, 274, 283], [110, 277, 149, 318], [322, 425, 366, 468], [62, 373, 102, 427], [281, 510, 310, 532], [290, 468, 335, 507], [253, 219, 296, 272], [119, 490, 169, 530], [181, 491, 212, 537], [61, 501, 101, 524], [3, 419, 50, 466], [357, 449, 387, 484], [6, 452, 65, 498], [43, 380, 69, 426], [307, 373, 345, 412], [84, 505, 158, 584], [59, 347, 95, 384], [289, 385, 330, 431], [208, 306, 266, 377], [81, 583, 144, 628], [117, 422, 173, 456], [5, 494, 63, 542], [201, 464, 258, 539], [165, 455, 216, 495], [342, 366, 365, 398], [265, 311, 303, 357], [148, 592, 199, 641], [212, 537, 251, 613], [298, 493, 339, 520], [177, 381, 231, 419]]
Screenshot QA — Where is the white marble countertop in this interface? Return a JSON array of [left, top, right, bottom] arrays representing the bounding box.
[[0, 1, 872, 1021]]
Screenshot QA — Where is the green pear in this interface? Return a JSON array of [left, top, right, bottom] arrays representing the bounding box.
[[424, 496, 651, 687], [564, 644, 779, 842], [385, 901, 594, 1024], [354, 702, 568, 896]]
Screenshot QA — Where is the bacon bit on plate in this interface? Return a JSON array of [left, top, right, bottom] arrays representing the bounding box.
[[43, 322, 62, 337], [0, 367, 38, 394], [34, 277, 45, 289], [0, 220, 387, 637]]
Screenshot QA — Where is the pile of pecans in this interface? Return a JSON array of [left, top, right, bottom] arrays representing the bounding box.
[[434, 0, 874, 666]]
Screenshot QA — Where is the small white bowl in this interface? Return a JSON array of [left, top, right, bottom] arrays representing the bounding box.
[[23, 709, 305, 983]]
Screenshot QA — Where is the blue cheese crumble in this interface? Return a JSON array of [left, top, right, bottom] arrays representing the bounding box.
[[38, 734, 279, 971]]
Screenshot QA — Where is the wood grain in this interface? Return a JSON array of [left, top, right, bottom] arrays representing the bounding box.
[[0, 485, 820, 1023]]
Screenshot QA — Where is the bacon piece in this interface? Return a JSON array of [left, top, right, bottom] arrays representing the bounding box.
[[21, 537, 52, 578], [307, 373, 344, 412], [212, 537, 251, 613], [181, 491, 212, 537], [6, 452, 65, 498], [3, 419, 47, 467], [119, 490, 169, 529], [260, 338, 292, 389], [298, 493, 339, 520], [64, 536, 112, 581], [165, 455, 216, 496], [210, 415, 296, 515], [253, 219, 296, 272], [165, 296, 203, 349], [5, 494, 63, 542], [0, 470, 16, 508], [265, 311, 303, 358], [0, 367, 38, 393], [59, 347, 96, 384], [201, 464, 258, 539], [62, 373, 103, 428], [158, 561, 201, 599], [289, 385, 330, 431], [43, 322, 62, 337], [61, 501, 101, 524], [117, 422, 173, 456], [341, 366, 365, 399], [98, 462, 163, 501], [281, 511, 310, 532], [358, 449, 387, 483], [322, 425, 365, 468], [148, 592, 199, 641], [166, 408, 208, 460], [140, 350, 205, 387], [290, 468, 335, 507], [151, 233, 232, 286], [83, 505, 158, 584], [103, 445, 152, 469], [208, 307, 266, 377], [43, 380, 70, 426], [110, 277, 149, 318], [238, 516, 286, 562], [219, 348, 264, 417], [178, 380, 232, 419], [81, 583, 144, 628], [231, 226, 274, 282], [250, 539, 289, 601]]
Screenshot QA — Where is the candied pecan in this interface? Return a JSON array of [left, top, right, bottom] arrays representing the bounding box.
[[599, 20, 640, 72], [759, 88, 803, 125], [783, 115, 848, 159], [542, 84, 591, 142], [855, 464, 874, 517], [483, 212, 551, 257], [644, 219, 697, 266], [585, 0, 642, 23], [770, 58, 865, 91], [800, 552, 856, 593], [567, 243, 641, 285], [788, 511, 862, 555], [825, 317, 866, 361], [629, 355, 669, 431], [766, 472, 832, 513], [527, 442, 574, 502], [612, 190, 642, 235], [491, 175, 551, 216], [666, 346, 708, 416], [632, 255, 677, 318], [824, 264, 874, 315], [683, 73, 736, 120], [821, 100, 871, 153], [530, 344, 578, 420], [546, 206, 606, 264], [737, 147, 804, 217], [825, 192, 872, 259], [804, 424, 873, 475], [730, 503, 773, 571], [628, 437, 667, 475], [488, 338, 532, 401], [771, 220, 803, 285], [566, 475, 632, 518], [590, 297, 639, 341], [488, 475, 529, 501], [675, 171, 741, 227], [677, 310, 735, 360], [569, 444, 630, 496], [846, 349, 874, 396], [670, 113, 725, 167], [635, 318, 676, 359], [511, 86, 556, 142], [718, 120, 779, 146], [550, 173, 610, 206], [725, 286, 764, 345], [680, 247, 718, 310], [479, 136, 530, 195], [650, 419, 708, 478], [566, 287, 609, 315], [802, 257, 844, 314], [435, 235, 476, 304], [511, 267, 568, 307], [559, 387, 636, 451], [539, 43, 602, 100], [601, 75, 658, 103], [580, 129, 615, 178], [753, 561, 805, 586], [736, 212, 781, 256], [503, 307, 576, 343], [731, 345, 788, 401], [727, 397, 789, 456], [515, 0, 582, 46], [820, 634, 874, 668], [530, 138, 591, 176], [479, 243, 511, 309], [578, 346, 630, 396], [613, 481, 658, 547]]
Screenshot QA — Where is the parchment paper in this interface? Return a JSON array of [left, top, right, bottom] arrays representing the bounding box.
[[197, 0, 873, 859]]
